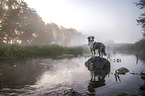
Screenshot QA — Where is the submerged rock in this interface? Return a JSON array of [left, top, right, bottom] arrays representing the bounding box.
[[140, 75, 145, 90], [87, 92, 96, 96], [117, 92, 128, 96], [116, 67, 129, 74], [141, 75, 145, 80], [62, 89, 83, 96], [140, 85, 145, 90]]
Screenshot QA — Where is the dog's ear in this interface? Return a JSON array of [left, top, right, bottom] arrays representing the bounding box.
[[87, 36, 90, 39], [92, 36, 94, 39]]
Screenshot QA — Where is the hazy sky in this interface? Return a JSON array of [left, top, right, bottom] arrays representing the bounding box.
[[24, 0, 144, 43]]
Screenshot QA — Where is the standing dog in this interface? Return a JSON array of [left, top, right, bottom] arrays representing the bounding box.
[[87, 36, 106, 57]]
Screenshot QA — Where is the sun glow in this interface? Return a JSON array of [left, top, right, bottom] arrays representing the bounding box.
[[24, 0, 143, 43], [25, 0, 85, 29]]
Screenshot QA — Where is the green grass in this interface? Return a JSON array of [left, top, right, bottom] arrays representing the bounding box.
[[134, 39, 145, 51], [111, 39, 145, 52], [0, 44, 89, 59]]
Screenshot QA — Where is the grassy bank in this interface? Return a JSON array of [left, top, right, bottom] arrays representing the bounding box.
[[0, 44, 89, 59], [134, 39, 145, 51], [109, 39, 145, 53]]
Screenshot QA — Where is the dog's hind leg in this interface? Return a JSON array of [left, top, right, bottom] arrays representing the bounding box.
[[93, 50, 96, 56], [98, 49, 101, 57]]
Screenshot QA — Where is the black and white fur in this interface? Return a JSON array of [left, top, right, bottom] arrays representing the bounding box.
[[87, 36, 106, 57]]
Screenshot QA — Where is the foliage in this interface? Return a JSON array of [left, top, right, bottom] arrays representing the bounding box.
[[111, 39, 145, 52], [64, 46, 84, 56], [136, 0, 145, 36], [0, 44, 88, 59], [0, 0, 85, 46], [134, 38, 145, 51], [136, 0, 145, 9], [112, 43, 135, 51]]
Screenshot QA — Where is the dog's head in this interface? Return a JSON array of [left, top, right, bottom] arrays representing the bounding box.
[[87, 36, 94, 42]]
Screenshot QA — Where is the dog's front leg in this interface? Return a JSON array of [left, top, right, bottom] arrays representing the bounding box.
[[91, 49, 94, 57], [90, 71, 95, 81], [92, 50, 96, 57], [98, 49, 101, 57], [100, 50, 103, 57], [101, 54, 103, 57]]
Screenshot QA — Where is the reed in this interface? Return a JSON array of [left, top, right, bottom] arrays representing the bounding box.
[[0, 44, 88, 59]]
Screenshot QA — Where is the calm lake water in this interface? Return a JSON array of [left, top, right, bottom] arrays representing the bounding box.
[[0, 52, 145, 96]]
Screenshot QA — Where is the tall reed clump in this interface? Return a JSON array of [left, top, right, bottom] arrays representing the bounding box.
[[64, 46, 85, 56], [0, 44, 87, 59], [24, 45, 64, 57], [0, 44, 25, 58]]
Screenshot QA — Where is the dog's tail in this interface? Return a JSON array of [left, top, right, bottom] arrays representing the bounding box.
[[104, 52, 107, 56], [102, 47, 107, 56]]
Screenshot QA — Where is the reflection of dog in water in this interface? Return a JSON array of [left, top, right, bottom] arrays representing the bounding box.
[[88, 64, 110, 92], [87, 36, 107, 57], [85, 57, 110, 95], [88, 73, 106, 94]]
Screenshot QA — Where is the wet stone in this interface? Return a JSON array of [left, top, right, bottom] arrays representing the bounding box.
[[140, 85, 145, 90], [85, 56, 110, 70], [141, 75, 145, 80], [116, 67, 129, 74]]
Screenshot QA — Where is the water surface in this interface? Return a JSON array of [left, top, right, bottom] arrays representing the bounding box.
[[0, 52, 145, 96]]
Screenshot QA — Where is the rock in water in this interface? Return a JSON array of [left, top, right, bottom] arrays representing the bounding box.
[[117, 67, 129, 74], [141, 75, 145, 80], [85, 56, 110, 70], [140, 85, 145, 90], [85, 56, 110, 93]]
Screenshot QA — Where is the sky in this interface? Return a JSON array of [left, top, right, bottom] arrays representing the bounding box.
[[24, 0, 144, 43]]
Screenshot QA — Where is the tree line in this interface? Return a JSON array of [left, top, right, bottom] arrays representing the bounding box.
[[0, 0, 85, 46]]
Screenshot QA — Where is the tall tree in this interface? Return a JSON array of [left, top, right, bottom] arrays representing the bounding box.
[[0, 0, 51, 45], [49, 23, 63, 45], [0, 0, 5, 44], [0, 0, 85, 46], [136, 0, 145, 36], [0, 0, 34, 44]]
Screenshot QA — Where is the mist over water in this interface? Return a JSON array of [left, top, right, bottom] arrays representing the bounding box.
[[0, 0, 145, 95], [0, 51, 145, 96]]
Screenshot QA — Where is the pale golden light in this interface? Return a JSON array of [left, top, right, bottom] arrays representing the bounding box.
[[24, 0, 85, 29], [24, 0, 143, 43]]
